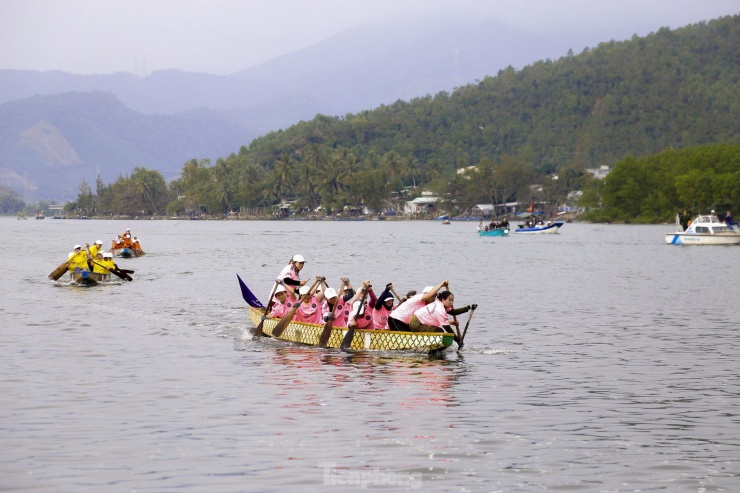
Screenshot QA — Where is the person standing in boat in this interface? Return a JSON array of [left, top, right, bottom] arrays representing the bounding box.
[[275, 254, 308, 297], [409, 290, 475, 337], [67, 244, 90, 277], [388, 280, 447, 331], [724, 210, 733, 226]]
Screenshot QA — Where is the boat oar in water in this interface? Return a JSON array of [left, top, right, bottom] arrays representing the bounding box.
[[272, 278, 321, 338], [89, 260, 132, 281], [318, 279, 347, 348], [340, 287, 369, 350], [458, 306, 476, 349], [48, 261, 70, 281], [252, 281, 281, 338]]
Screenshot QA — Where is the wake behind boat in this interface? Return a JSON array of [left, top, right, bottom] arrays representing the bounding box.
[[666, 213, 740, 245]]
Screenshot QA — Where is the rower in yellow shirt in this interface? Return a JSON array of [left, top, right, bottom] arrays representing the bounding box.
[[67, 244, 90, 277], [88, 240, 104, 258], [91, 252, 117, 281]]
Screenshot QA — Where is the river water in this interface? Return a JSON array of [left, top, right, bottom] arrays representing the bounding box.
[[1, 216, 738, 492]]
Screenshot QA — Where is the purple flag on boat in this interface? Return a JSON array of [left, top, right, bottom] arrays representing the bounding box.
[[236, 274, 265, 309]]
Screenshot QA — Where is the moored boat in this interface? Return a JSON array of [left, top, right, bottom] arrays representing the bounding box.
[[665, 214, 740, 245], [514, 221, 564, 234]]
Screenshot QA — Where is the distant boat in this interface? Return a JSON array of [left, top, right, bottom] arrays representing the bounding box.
[[666, 213, 740, 245], [35, 212, 45, 220], [514, 222, 564, 234], [477, 227, 509, 237]]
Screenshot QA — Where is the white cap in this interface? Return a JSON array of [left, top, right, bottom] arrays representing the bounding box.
[[275, 285, 286, 294], [74, 244, 81, 249], [324, 288, 337, 299], [383, 295, 394, 303], [422, 285, 434, 294], [125, 234, 131, 238], [292, 254, 306, 263], [126, 228, 130, 231], [95, 240, 103, 245], [103, 252, 113, 258], [299, 285, 309, 295]]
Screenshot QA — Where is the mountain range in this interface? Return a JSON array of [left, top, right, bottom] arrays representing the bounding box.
[[0, 19, 669, 201]]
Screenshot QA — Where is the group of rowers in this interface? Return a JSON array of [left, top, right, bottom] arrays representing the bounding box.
[[111, 228, 144, 253], [64, 228, 139, 281], [265, 254, 477, 341], [478, 218, 510, 231]]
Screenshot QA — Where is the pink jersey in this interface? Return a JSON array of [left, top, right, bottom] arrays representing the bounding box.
[[323, 298, 350, 327], [372, 304, 393, 330], [294, 295, 323, 324], [269, 299, 290, 318], [348, 301, 374, 329], [389, 293, 427, 324], [413, 299, 449, 327]]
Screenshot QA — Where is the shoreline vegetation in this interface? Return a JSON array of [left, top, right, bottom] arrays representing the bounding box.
[[3, 18, 738, 224]]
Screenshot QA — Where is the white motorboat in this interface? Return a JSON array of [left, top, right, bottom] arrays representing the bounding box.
[[665, 214, 740, 245]]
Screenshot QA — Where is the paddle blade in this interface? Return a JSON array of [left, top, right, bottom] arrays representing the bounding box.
[[49, 262, 69, 281], [318, 320, 333, 348], [339, 326, 355, 350], [236, 274, 265, 308], [252, 314, 267, 337]]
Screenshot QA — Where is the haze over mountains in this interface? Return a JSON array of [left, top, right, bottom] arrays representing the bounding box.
[[0, 19, 699, 201]]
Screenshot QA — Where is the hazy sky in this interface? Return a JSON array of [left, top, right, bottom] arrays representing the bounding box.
[[1, 0, 737, 75]]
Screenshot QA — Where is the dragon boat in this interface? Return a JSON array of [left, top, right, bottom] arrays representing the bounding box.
[[239, 276, 454, 354]]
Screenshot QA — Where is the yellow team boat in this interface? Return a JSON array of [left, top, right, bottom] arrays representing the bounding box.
[[247, 306, 453, 353]]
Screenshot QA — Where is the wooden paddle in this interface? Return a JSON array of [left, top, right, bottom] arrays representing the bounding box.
[[272, 278, 321, 338], [459, 305, 476, 349], [48, 261, 70, 281], [340, 286, 369, 350], [318, 279, 347, 348], [89, 259, 132, 281], [252, 281, 280, 338]]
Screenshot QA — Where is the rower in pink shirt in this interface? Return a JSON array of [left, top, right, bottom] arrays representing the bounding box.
[[266, 285, 297, 319], [347, 281, 375, 330], [372, 283, 397, 330], [273, 254, 308, 298], [388, 280, 447, 331], [294, 283, 324, 325]]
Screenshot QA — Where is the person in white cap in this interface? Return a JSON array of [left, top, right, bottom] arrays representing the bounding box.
[[346, 280, 376, 330], [88, 240, 104, 259], [266, 284, 297, 319], [293, 279, 326, 324], [410, 290, 476, 337], [90, 251, 111, 281], [372, 283, 398, 330], [388, 280, 448, 331], [322, 277, 364, 328], [274, 254, 308, 297], [66, 244, 90, 276]]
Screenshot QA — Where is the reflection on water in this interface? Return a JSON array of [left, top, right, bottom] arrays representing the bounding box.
[[1, 218, 738, 492]]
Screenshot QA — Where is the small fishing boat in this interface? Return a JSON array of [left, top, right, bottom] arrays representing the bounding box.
[[477, 227, 509, 237], [238, 277, 453, 354], [514, 222, 564, 234], [665, 214, 740, 245]]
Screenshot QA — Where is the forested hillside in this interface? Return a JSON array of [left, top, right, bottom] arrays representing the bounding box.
[[159, 15, 738, 217]]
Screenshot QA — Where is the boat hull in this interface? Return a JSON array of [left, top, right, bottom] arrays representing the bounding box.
[[112, 247, 145, 258], [514, 222, 564, 234], [665, 233, 740, 245], [478, 228, 509, 237], [248, 307, 453, 353]]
